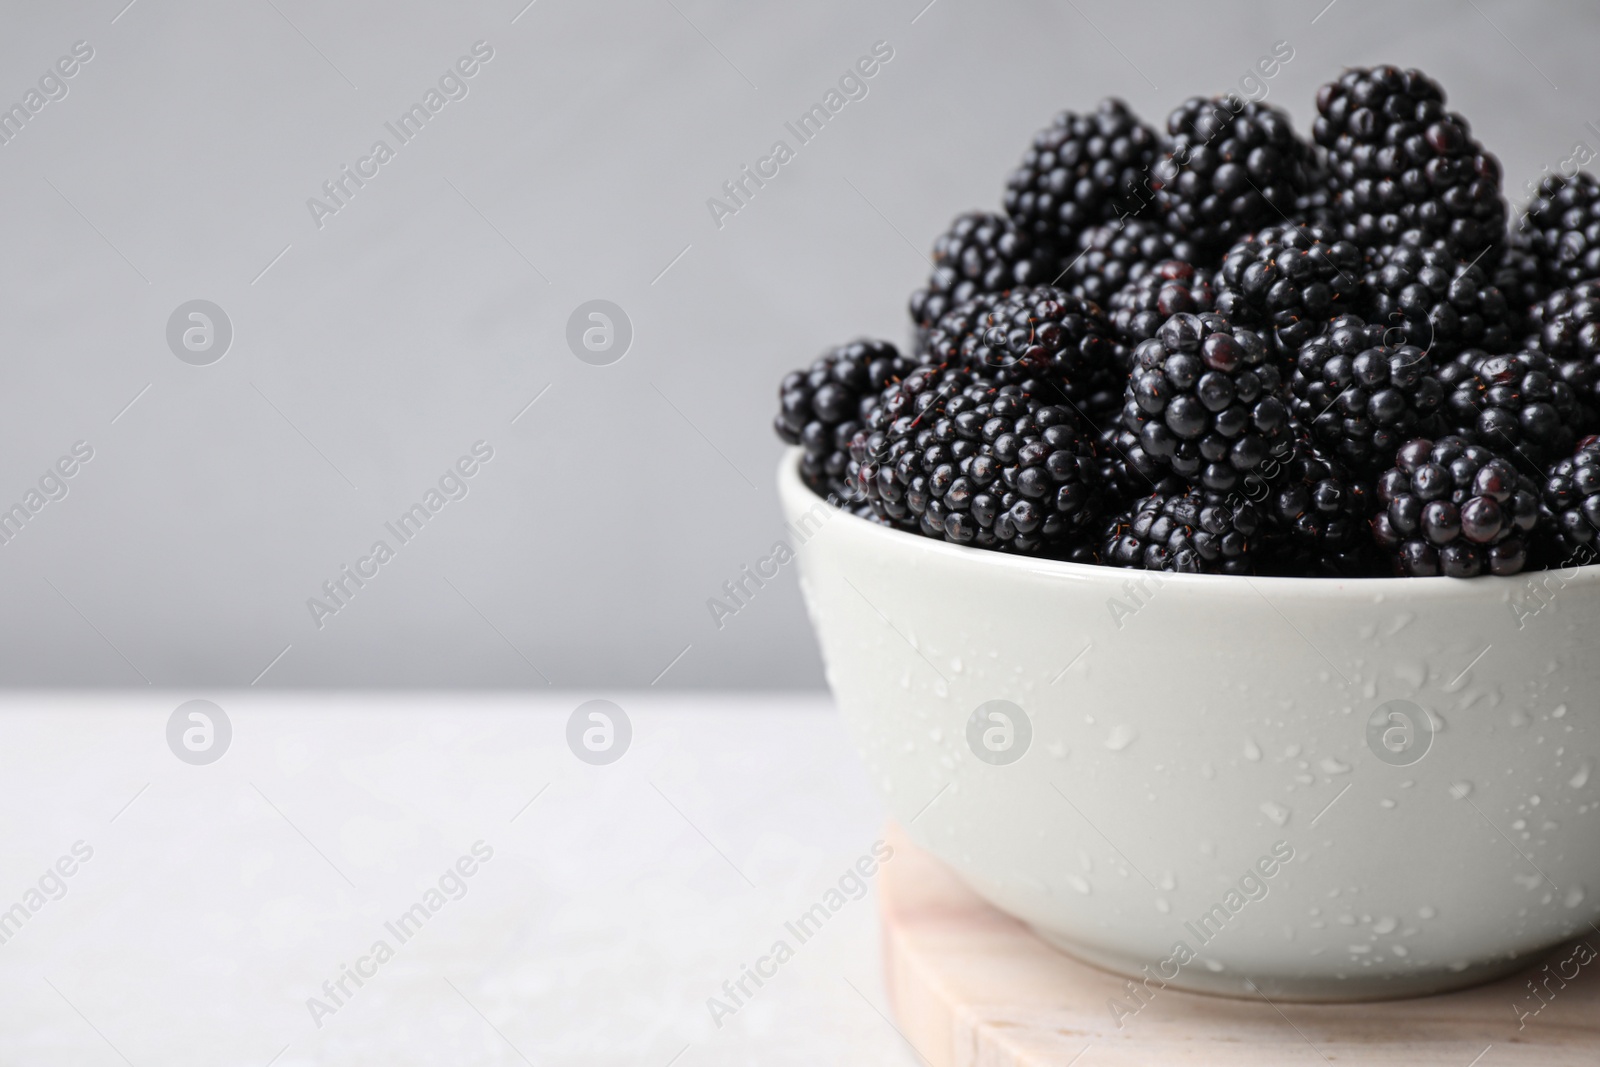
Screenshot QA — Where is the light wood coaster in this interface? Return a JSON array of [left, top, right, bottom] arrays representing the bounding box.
[[878, 823, 1600, 1065]]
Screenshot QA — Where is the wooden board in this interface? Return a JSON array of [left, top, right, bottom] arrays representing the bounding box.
[[878, 823, 1600, 1065]]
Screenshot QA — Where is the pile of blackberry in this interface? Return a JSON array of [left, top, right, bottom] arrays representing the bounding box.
[[774, 63, 1600, 579]]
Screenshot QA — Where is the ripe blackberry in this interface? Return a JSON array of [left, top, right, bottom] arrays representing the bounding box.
[[849, 368, 1104, 554], [1066, 219, 1195, 305], [1529, 281, 1600, 411], [1493, 246, 1549, 328], [1372, 436, 1539, 576], [1096, 423, 1187, 506], [1004, 98, 1162, 251], [1124, 312, 1290, 491], [1256, 440, 1376, 575], [1213, 222, 1367, 355], [1437, 348, 1586, 466], [1512, 170, 1600, 290], [1542, 436, 1600, 559], [921, 285, 1121, 420], [775, 339, 914, 502], [1294, 187, 1337, 229], [1153, 96, 1313, 262], [1362, 234, 1512, 358], [908, 212, 1055, 331], [1108, 259, 1216, 345], [1312, 66, 1506, 257], [1103, 490, 1262, 574], [1289, 317, 1444, 475]]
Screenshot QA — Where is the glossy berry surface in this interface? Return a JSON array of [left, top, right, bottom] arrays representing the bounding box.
[[1124, 312, 1290, 491], [909, 211, 1055, 331], [1372, 436, 1539, 576]]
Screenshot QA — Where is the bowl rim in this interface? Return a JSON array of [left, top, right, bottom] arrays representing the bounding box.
[[777, 447, 1600, 595]]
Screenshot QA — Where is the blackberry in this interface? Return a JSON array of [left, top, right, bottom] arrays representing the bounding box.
[[908, 212, 1055, 331], [1066, 218, 1195, 305], [849, 368, 1103, 554], [1124, 312, 1290, 491], [775, 339, 914, 502], [1542, 436, 1600, 560], [1289, 317, 1443, 474], [1493, 246, 1549, 329], [1294, 187, 1337, 229], [1003, 98, 1162, 251], [1096, 423, 1186, 506], [1108, 259, 1216, 346], [1153, 96, 1312, 262], [1362, 233, 1512, 358], [1213, 222, 1367, 355], [1257, 440, 1376, 575], [1312, 66, 1506, 257], [1103, 490, 1262, 574], [1512, 170, 1600, 290], [1437, 348, 1586, 466], [921, 285, 1121, 422], [1372, 436, 1539, 576], [1529, 281, 1600, 413]]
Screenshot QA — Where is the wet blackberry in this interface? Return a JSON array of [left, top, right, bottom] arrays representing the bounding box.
[[1108, 259, 1216, 346], [1289, 317, 1444, 475], [1213, 222, 1367, 355], [1124, 312, 1290, 491], [1372, 436, 1539, 576], [1312, 66, 1506, 257], [1529, 281, 1600, 412], [921, 285, 1121, 421], [1153, 96, 1313, 262], [1066, 219, 1195, 305], [1437, 348, 1586, 466], [1542, 436, 1600, 559], [1004, 98, 1163, 251], [908, 212, 1055, 331], [1362, 234, 1512, 358], [775, 339, 915, 502], [849, 368, 1103, 553], [1513, 170, 1600, 290], [1103, 490, 1262, 574]]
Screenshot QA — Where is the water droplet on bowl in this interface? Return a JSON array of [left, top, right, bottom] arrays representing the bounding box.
[[1449, 781, 1473, 800], [1105, 724, 1137, 752], [1244, 738, 1262, 762], [1260, 801, 1291, 826], [1320, 756, 1351, 775], [1572, 763, 1591, 789], [1566, 886, 1587, 909]]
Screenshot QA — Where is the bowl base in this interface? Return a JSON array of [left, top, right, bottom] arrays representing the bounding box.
[[1025, 922, 1532, 1003]]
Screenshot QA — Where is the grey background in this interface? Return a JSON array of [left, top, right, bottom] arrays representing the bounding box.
[[0, 0, 1594, 687]]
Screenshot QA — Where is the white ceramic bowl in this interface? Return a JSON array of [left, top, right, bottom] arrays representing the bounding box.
[[779, 449, 1600, 1001]]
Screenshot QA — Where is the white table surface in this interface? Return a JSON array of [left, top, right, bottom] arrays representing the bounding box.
[[0, 692, 919, 1066]]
